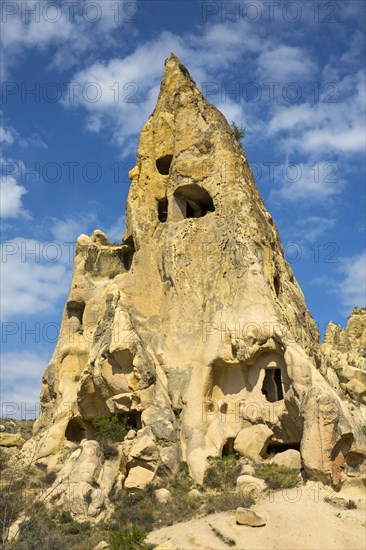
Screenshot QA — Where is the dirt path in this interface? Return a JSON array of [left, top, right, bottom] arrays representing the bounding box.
[[147, 483, 366, 550]]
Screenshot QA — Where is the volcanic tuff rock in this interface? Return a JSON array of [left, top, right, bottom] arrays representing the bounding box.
[[21, 55, 366, 518]]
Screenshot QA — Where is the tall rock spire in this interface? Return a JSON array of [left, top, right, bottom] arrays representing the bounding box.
[[22, 55, 365, 518]]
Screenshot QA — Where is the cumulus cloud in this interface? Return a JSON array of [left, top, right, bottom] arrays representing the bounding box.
[[0, 238, 72, 320], [1, 0, 135, 75], [269, 161, 344, 203], [268, 70, 365, 155], [0, 174, 29, 219], [293, 216, 337, 242], [337, 250, 366, 312], [0, 350, 48, 419], [0, 126, 15, 145], [256, 45, 316, 81]]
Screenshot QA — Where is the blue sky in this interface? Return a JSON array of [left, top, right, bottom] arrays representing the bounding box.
[[1, 0, 365, 417]]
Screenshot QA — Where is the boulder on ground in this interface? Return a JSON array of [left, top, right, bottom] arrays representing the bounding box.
[[154, 488, 172, 504], [124, 465, 155, 490], [236, 507, 266, 526], [0, 433, 24, 447]]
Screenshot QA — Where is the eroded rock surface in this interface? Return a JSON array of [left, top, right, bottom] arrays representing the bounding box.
[[21, 55, 366, 519]]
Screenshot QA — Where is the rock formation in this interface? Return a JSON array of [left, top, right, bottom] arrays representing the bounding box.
[[20, 54, 366, 519]]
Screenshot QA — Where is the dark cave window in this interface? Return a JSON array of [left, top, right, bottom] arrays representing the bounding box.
[[273, 275, 280, 297], [156, 154, 173, 175], [222, 438, 235, 456], [186, 201, 196, 218], [121, 236, 135, 270], [66, 300, 85, 324], [262, 368, 284, 402], [174, 184, 215, 220], [158, 197, 168, 222], [65, 418, 87, 443]]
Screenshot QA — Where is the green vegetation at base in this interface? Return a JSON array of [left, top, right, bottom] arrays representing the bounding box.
[[109, 526, 153, 550], [203, 454, 241, 491], [254, 463, 299, 489]]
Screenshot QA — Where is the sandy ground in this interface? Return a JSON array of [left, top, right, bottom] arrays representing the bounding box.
[[147, 483, 366, 550]]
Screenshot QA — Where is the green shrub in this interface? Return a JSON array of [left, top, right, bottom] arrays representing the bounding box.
[[59, 511, 73, 524], [205, 490, 254, 514], [109, 526, 152, 550], [230, 121, 245, 141], [100, 440, 119, 460], [63, 521, 90, 535], [254, 463, 299, 489], [0, 448, 8, 472], [334, 367, 348, 384], [17, 514, 67, 550], [92, 415, 132, 443], [203, 454, 239, 490], [43, 471, 57, 485], [170, 461, 194, 492]]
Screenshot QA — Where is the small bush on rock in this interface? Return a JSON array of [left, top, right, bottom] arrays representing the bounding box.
[[92, 415, 132, 443]]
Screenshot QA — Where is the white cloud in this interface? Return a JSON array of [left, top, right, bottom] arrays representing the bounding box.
[[49, 213, 98, 243], [0, 238, 71, 321], [269, 161, 344, 202], [337, 250, 366, 312], [102, 215, 126, 243], [1, 0, 134, 75], [294, 216, 337, 242], [0, 126, 15, 145], [310, 250, 366, 315], [0, 350, 48, 419], [268, 70, 365, 155], [64, 23, 265, 155], [0, 174, 29, 219], [256, 45, 316, 81]]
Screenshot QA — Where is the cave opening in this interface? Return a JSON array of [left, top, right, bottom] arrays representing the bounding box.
[[156, 154, 173, 175], [273, 275, 280, 297], [66, 300, 85, 324], [222, 437, 236, 457], [266, 442, 301, 454], [121, 236, 135, 270], [262, 368, 284, 402], [65, 418, 87, 443], [174, 184, 215, 220], [157, 197, 168, 222]]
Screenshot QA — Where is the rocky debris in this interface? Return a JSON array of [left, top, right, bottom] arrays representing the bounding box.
[[236, 507, 266, 527], [0, 433, 24, 447], [19, 54, 366, 519], [94, 542, 110, 550], [267, 449, 301, 470], [154, 488, 173, 504]]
